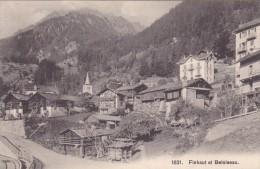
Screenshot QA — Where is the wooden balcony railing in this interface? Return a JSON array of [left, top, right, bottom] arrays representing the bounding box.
[[59, 137, 81, 145]]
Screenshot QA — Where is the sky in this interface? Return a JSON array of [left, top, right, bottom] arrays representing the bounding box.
[[0, 1, 181, 39]]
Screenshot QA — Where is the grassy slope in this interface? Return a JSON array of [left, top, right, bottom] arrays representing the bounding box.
[[191, 111, 260, 154], [144, 112, 260, 157]]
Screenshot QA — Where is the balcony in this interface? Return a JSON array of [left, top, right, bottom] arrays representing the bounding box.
[[247, 33, 257, 40], [237, 46, 247, 54], [240, 70, 260, 82]]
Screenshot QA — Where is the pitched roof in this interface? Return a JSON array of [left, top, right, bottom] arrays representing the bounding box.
[[164, 78, 212, 92], [2, 93, 30, 103], [107, 83, 122, 90], [236, 50, 260, 63], [163, 82, 183, 92], [138, 83, 176, 94], [117, 83, 146, 91], [177, 50, 214, 65], [233, 18, 260, 33], [108, 142, 134, 148], [37, 92, 60, 100], [59, 95, 82, 102], [140, 91, 165, 101], [97, 87, 127, 96], [93, 114, 121, 122], [60, 128, 114, 138], [186, 78, 212, 88], [12, 93, 30, 101]]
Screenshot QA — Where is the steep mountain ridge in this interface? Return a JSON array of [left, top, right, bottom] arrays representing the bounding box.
[[0, 8, 140, 63]]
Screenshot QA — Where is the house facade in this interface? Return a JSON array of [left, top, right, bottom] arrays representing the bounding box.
[[177, 50, 216, 84], [134, 83, 175, 114], [233, 18, 260, 111], [97, 88, 126, 114], [234, 18, 260, 87], [59, 128, 113, 157], [134, 78, 212, 115], [164, 78, 212, 112], [117, 83, 147, 105], [84, 114, 121, 129], [2, 93, 30, 119], [29, 92, 82, 117]]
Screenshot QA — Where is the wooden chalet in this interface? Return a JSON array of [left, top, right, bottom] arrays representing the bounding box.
[[2, 93, 30, 119], [84, 114, 121, 129], [29, 92, 82, 117], [59, 128, 114, 158], [107, 138, 136, 161], [134, 78, 212, 114], [97, 87, 127, 114], [134, 83, 174, 114], [164, 78, 212, 111], [117, 83, 147, 104]]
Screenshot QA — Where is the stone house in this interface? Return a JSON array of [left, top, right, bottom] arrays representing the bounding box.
[[233, 18, 260, 112], [177, 50, 217, 84]]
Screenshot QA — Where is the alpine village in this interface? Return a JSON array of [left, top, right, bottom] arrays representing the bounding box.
[[0, 1, 260, 169]]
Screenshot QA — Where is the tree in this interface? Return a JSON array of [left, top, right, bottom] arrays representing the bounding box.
[[34, 59, 62, 85], [139, 59, 150, 77], [114, 112, 157, 139], [0, 77, 9, 97], [216, 90, 241, 118]]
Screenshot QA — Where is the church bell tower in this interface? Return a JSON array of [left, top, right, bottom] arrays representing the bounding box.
[[83, 72, 92, 95]]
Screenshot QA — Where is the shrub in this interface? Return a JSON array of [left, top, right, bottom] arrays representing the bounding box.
[[114, 112, 157, 140]]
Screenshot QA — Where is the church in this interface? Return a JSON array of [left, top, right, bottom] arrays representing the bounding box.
[[81, 72, 93, 97]]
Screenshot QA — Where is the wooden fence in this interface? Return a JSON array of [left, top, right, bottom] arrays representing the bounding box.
[[214, 110, 259, 122]]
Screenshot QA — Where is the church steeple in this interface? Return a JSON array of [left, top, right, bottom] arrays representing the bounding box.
[[85, 72, 90, 85], [83, 72, 92, 95]]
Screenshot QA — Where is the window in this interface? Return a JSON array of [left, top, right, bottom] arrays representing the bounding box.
[[243, 31, 247, 37], [173, 91, 180, 98], [209, 64, 212, 75], [183, 65, 187, 77], [191, 70, 193, 77], [167, 92, 173, 99], [240, 33, 241, 39], [190, 58, 193, 62], [249, 65, 253, 75], [250, 40, 254, 46], [197, 62, 201, 74], [255, 28, 257, 32]]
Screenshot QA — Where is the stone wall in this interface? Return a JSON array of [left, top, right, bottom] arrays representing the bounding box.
[[0, 120, 26, 137]]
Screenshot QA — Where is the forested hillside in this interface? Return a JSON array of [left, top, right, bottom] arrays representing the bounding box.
[[110, 0, 260, 78], [1, 0, 260, 95]]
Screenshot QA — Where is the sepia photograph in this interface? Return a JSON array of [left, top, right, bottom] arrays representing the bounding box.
[[0, 0, 260, 169]]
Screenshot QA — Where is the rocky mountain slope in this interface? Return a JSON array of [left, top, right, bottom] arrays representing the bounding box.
[[0, 8, 141, 64], [1, 0, 260, 95]]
